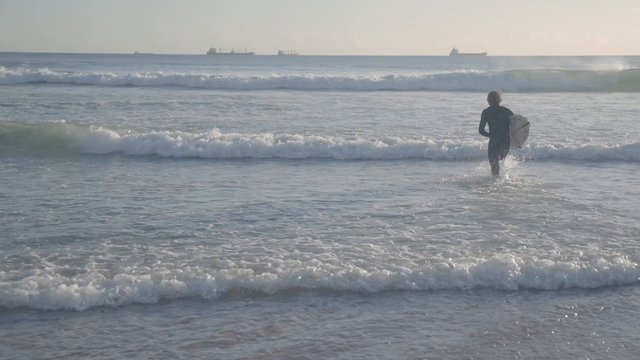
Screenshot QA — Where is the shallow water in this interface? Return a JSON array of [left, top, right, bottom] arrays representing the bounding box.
[[1, 53, 639, 358], [4, 287, 640, 359]]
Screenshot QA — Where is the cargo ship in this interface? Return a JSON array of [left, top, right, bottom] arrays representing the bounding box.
[[449, 48, 487, 56], [206, 48, 255, 55], [277, 50, 300, 56]]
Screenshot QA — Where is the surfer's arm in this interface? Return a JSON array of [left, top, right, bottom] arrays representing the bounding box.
[[479, 114, 490, 137]]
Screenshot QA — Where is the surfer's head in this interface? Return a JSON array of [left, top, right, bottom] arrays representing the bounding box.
[[487, 91, 502, 106]]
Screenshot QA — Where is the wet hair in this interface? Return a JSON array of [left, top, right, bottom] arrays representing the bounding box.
[[487, 91, 502, 106]]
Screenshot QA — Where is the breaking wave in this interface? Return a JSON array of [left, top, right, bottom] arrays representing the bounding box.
[[2, 66, 640, 92], [2, 123, 640, 162], [1, 254, 638, 311]]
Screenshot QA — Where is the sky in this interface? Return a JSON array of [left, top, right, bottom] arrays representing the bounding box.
[[0, 0, 639, 56]]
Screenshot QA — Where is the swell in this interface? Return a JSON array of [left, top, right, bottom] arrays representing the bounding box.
[[2, 123, 639, 162], [2, 66, 640, 92]]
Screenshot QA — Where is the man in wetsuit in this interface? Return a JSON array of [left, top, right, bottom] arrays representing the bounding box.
[[479, 91, 513, 176]]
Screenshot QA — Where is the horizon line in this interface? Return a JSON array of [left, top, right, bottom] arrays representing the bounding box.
[[1, 50, 640, 57]]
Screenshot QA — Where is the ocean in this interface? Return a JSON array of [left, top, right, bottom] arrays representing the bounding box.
[[1, 53, 640, 359]]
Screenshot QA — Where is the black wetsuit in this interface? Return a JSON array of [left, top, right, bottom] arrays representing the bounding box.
[[479, 105, 513, 175]]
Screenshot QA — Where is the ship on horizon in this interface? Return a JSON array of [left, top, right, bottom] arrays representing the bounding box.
[[277, 49, 300, 56], [449, 48, 487, 56], [206, 48, 255, 55]]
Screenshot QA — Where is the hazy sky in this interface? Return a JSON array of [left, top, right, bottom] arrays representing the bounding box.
[[1, 0, 639, 55]]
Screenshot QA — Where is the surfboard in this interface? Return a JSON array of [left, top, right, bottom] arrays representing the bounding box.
[[509, 114, 530, 149]]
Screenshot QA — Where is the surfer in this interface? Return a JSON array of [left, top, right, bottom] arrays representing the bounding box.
[[479, 91, 513, 176]]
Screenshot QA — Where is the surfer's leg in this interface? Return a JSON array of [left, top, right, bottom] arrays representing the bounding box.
[[499, 143, 510, 161], [497, 144, 510, 173], [488, 141, 509, 176], [488, 145, 500, 176], [489, 159, 500, 175]]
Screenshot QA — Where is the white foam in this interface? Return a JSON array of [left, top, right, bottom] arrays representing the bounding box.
[[1, 254, 638, 311], [3, 123, 640, 162], [1, 66, 639, 92], [71, 127, 640, 162], [522, 142, 640, 162], [72, 127, 485, 160]]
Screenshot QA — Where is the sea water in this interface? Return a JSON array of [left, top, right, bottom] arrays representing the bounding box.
[[1, 53, 640, 359]]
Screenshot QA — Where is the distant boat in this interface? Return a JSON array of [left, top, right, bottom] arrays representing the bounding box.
[[449, 48, 487, 56], [133, 51, 154, 55], [206, 48, 255, 55], [277, 50, 300, 56]]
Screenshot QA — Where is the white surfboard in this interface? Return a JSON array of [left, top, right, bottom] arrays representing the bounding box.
[[509, 114, 530, 149]]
